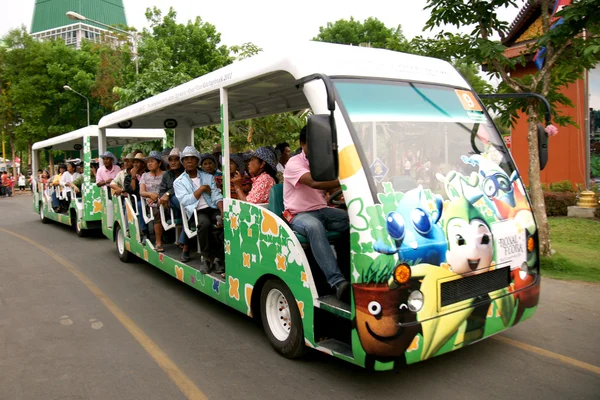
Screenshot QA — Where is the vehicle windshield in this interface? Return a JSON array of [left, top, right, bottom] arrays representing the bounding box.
[[334, 79, 518, 200]]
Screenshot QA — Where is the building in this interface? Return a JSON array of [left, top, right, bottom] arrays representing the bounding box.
[[30, 0, 128, 49], [501, 0, 599, 187]]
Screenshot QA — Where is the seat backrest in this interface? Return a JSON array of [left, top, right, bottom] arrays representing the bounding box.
[[267, 184, 284, 217]]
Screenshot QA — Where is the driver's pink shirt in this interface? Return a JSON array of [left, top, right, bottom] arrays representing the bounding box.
[[283, 151, 327, 214]]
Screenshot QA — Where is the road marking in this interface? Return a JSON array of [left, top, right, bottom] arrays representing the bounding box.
[[0, 228, 208, 400], [494, 335, 600, 375]]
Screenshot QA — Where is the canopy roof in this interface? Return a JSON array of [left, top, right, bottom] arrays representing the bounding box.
[[98, 42, 470, 130], [32, 126, 165, 151]]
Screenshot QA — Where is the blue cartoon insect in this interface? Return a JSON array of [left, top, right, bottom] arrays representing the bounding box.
[[374, 187, 447, 265]]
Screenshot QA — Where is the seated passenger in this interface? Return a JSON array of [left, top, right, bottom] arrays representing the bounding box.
[[50, 164, 66, 212], [111, 151, 141, 196], [283, 126, 351, 302], [96, 151, 121, 188], [232, 147, 277, 204], [124, 153, 149, 242], [174, 146, 224, 274], [215, 153, 251, 199], [199, 153, 222, 177], [59, 162, 81, 210], [275, 142, 291, 173], [159, 148, 185, 228], [140, 151, 166, 251]]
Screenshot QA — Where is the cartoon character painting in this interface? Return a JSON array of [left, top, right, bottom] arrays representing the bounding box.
[[442, 197, 494, 275], [373, 187, 447, 266], [352, 257, 420, 358]]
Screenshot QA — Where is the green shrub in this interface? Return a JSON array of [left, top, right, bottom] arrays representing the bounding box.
[[544, 192, 577, 216], [591, 155, 600, 177], [547, 180, 575, 192]]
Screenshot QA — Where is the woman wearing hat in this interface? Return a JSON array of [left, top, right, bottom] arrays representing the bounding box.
[[215, 153, 251, 200], [140, 151, 166, 251], [124, 152, 150, 241], [232, 147, 277, 204], [199, 153, 222, 177]]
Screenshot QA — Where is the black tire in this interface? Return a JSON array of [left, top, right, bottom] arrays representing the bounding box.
[[73, 212, 86, 237], [39, 203, 49, 224], [260, 279, 306, 359], [115, 224, 130, 263]]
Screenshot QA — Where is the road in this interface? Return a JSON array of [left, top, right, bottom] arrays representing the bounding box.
[[1, 194, 599, 400]]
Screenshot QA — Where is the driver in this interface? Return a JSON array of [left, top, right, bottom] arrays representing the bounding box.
[[283, 126, 350, 302]]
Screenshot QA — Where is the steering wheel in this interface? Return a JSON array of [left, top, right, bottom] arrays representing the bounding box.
[[328, 189, 345, 206]]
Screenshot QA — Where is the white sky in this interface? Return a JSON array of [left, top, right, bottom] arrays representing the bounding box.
[[1, 0, 525, 49]]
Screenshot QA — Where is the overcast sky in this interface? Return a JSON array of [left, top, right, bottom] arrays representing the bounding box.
[[2, 0, 525, 49]]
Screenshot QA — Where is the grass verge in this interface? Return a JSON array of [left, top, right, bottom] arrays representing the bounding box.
[[541, 217, 600, 283]]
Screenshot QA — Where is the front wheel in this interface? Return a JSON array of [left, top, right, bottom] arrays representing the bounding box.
[[260, 279, 305, 359], [115, 224, 130, 263]]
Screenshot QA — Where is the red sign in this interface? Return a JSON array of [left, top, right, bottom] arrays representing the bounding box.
[[503, 135, 512, 149]]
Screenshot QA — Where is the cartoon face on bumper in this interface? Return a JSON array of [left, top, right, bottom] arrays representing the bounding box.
[[446, 218, 493, 274], [353, 284, 420, 357]]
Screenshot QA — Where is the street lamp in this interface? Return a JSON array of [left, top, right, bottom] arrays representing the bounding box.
[[64, 85, 90, 126], [66, 11, 139, 75]]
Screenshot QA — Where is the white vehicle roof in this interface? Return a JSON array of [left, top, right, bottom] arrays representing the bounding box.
[[32, 125, 166, 151], [98, 41, 470, 130]]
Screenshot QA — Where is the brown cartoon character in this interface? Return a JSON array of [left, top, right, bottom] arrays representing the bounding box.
[[353, 260, 420, 357]]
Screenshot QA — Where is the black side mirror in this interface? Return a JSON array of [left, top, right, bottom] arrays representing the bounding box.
[[536, 123, 548, 170], [307, 114, 339, 181]]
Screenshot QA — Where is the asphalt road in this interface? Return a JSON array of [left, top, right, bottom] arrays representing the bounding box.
[[1, 194, 599, 400]]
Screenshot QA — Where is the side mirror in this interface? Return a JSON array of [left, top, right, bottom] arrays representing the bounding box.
[[307, 114, 339, 181], [536, 123, 548, 170]]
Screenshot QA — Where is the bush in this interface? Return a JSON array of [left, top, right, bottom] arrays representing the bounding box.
[[546, 180, 575, 192], [544, 191, 577, 216], [591, 155, 600, 177]]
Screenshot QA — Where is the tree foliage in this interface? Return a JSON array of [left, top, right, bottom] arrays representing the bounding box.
[[314, 17, 411, 51]]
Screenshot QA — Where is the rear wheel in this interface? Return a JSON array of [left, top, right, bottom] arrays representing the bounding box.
[[260, 279, 305, 359], [115, 224, 130, 263], [70, 209, 85, 237], [39, 203, 48, 224]]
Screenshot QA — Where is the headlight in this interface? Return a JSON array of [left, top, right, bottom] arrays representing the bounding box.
[[407, 290, 424, 313]]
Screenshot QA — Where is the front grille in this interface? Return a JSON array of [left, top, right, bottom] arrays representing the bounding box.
[[440, 268, 510, 307]]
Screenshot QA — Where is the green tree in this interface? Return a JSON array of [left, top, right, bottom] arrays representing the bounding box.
[[314, 17, 411, 50], [114, 7, 233, 110], [421, 0, 600, 256]]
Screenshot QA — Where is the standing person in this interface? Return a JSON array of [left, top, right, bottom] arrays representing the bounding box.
[[18, 173, 26, 191], [140, 151, 166, 251], [96, 151, 121, 188], [283, 126, 351, 302], [232, 147, 277, 204], [174, 146, 224, 272], [1, 171, 8, 197], [158, 148, 185, 230], [7, 173, 15, 197], [124, 153, 149, 242]]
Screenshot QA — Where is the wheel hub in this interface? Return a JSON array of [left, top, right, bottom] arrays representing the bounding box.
[[266, 289, 292, 341]]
